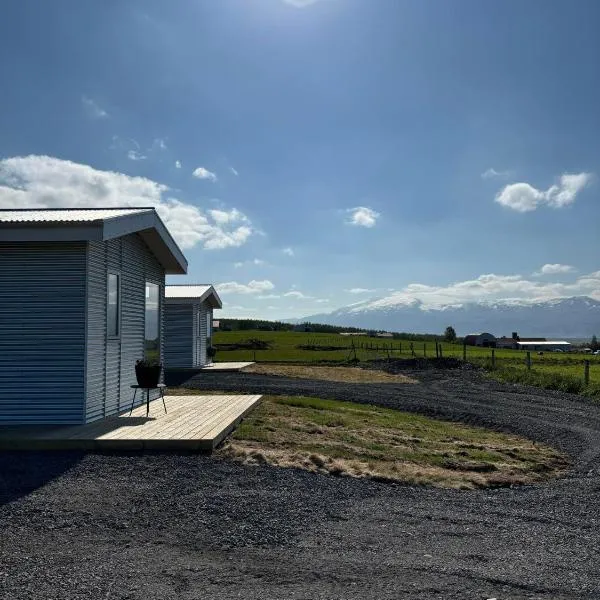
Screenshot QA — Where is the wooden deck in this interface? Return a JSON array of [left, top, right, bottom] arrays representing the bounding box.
[[0, 395, 261, 452], [200, 362, 254, 371]]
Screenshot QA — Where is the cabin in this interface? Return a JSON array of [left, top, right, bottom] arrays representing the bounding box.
[[164, 285, 222, 368], [0, 207, 187, 424]]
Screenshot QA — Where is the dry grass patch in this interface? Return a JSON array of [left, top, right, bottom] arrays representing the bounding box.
[[242, 363, 417, 384], [218, 395, 570, 489]]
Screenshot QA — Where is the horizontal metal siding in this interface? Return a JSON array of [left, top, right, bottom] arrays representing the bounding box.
[[164, 304, 194, 368], [105, 240, 122, 416], [119, 234, 157, 412], [85, 241, 107, 422], [199, 303, 210, 366], [0, 242, 86, 423], [85, 234, 166, 420]]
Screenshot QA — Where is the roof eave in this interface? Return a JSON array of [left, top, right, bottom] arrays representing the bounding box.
[[102, 211, 187, 275]]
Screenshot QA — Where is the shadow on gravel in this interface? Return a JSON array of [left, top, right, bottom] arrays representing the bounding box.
[[0, 451, 83, 506]]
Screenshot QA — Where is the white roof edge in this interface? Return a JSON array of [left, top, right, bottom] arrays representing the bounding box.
[[165, 284, 222, 308]]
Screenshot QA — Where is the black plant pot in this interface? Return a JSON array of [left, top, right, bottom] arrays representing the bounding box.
[[135, 364, 162, 388]]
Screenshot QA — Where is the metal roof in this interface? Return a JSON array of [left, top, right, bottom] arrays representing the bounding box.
[[0, 208, 150, 223], [517, 340, 571, 346], [166, 284, 212, 298], [0, 207, 187, 275], [165, 284, 222, 308]]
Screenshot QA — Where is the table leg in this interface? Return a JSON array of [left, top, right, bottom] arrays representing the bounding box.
[[146, 389, 150, 417], [161, 389, 167, 414], [129, 388, 137, 416]]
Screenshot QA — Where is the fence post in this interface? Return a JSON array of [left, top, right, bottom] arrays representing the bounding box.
[[491, 349, 495, 370], [463, 343, 467, 362], [526, 351, 531, 370], [410, 342, 415, 357], [584, 360, 590, 385], [439, 344, 443, 358], [399, 342, 402, 354], [423, 343, 427, 357]]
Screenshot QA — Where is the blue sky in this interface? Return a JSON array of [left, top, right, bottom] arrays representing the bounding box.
[[1, 0, 599, 318]]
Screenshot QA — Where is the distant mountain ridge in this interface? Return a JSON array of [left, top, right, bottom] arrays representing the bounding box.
[[300, 296, 600, 338]]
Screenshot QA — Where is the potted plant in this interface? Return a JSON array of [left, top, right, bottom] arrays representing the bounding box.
[[135, 359, 162, 388], [206, 346, 217, 359]]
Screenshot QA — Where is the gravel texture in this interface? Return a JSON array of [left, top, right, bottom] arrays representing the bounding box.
[[2, 367, 600, 599]]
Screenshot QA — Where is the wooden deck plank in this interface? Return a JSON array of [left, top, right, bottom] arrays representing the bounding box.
[[0, 395, 262, 452], [128, 397, 229, 440], [98, 398, 208, 440], [193, 397, 256, 439], [146, 396, 242, 441]]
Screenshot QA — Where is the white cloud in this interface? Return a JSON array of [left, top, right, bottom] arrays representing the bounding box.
[[346, 206, 380, 228], [151, 138, 167, 151], [495, 173, 592, 212], [230, 167, 239, 176], [257, 294, 281, 300], [353, 270, 600, 311], [216, 280, 275, 295], [209, 208, 248, 225], [345, 288, 376, 294], [81, 96, 108, 119], [234, 258, 266, 268], [282, 247, 295, 256], [192, 167, 217, 182], [481, 168, 512, 180], [0, 155, 255, 251], [284, 291, 313, 300], [535, 263, 576, 276], [127, 150, 147, 161]]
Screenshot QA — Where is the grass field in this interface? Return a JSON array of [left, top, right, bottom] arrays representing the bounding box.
[[219, 395, 570, 489], [213, 330, 600, 387]]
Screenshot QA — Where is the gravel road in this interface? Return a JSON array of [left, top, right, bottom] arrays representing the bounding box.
[[2, 368, 600, 599]]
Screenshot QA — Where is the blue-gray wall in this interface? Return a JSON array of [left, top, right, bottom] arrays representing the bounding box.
[[0, 242, 87, 423], [85, 233, 165, 422], [165, 301, 212, 368], [0, 234, 165, 425], [164, 304, 194, 368]]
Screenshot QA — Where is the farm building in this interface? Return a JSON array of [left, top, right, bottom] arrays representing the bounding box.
[[516, 341, 572, 352], [496, 332, 572, 351], [164, 285, 222, 368], [0, 208, 187, 424], [463, 332, 497, 347]]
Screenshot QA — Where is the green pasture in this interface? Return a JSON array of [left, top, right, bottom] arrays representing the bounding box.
[[212, 329, 600, 390]]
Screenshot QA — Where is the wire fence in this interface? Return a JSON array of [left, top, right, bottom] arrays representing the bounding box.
[[221, 339, 599, 386]]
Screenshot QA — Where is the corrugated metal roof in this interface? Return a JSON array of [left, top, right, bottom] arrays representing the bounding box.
[[517, 340, 571, 346], [166, 285, 212, 299], [0, 208, 152, 223]]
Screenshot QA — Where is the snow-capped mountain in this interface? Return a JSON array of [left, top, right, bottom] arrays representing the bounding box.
[[301, 296, 600, 337]]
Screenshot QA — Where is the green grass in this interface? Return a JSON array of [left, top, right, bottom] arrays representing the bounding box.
[[220, 395, 570, 488], [214, 330, 600, 396]]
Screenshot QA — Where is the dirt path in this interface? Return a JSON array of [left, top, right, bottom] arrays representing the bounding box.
[[1, 370, 600, 599]]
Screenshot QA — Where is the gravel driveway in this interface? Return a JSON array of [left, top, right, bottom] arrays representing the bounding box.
[[2, 369, 600, 599]]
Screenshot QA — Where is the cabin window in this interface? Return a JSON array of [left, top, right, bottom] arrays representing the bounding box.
[[107, 273, 120, 337], [144, 282, 160, 361]]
